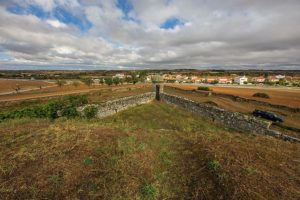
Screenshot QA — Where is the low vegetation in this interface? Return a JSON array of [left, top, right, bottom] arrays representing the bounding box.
[[253, 92, 270, 98], [0, 102, 299, 199], [0, 94, 88, 122], [197, 86, 212, 91]]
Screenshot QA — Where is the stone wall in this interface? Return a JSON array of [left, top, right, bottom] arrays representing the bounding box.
[[160, 93, 300, 143], [78, 92, 155, 118], [164, 85, 300, 113]]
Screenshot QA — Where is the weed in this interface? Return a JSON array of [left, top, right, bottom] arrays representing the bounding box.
[[245, 166, 258, 174], [207, 160, 221, 171], [83, 157, 94, 166], [83, 106, 98, 119], [139, 183, 157, 200]]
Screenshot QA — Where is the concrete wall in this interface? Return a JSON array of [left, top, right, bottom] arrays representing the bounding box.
[[78, 92, 155, 118], [160, 93, 300, 143]]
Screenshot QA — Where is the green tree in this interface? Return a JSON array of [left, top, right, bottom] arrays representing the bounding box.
[[113, 77, 120, 85], [105, 77, 113, 86], [82, 78, 93, 87], [56, 80, 66, 88]]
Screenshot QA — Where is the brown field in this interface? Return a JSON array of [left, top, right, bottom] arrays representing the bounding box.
[[0, 83, 151, 102], [168, 84, 300, 108], [0, 79, 55, 94], [0, 84, 152, 112]]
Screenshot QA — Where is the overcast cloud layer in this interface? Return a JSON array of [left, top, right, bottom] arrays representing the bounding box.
[[0, 0, 300, 70]]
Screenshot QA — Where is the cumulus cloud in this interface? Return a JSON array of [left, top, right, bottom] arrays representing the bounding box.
[[0, 0, 300, 70]]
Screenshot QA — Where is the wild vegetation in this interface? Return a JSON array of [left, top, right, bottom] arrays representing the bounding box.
[[0, 102, 299, 199], [253, 92, 270, 99], [197, 86, 212, 91]]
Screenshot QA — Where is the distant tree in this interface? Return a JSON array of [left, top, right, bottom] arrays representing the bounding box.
[[211, 80, 219, 84], [56, 80, 66, 88], [113, 77, 120, 85], [82, 78, 93, 87], [100, 78, 104, 85], [125, 76, 133, 83], [105, 77, 113, 86]]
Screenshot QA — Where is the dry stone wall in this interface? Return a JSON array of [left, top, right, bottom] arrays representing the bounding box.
[[160, 93, 300, 143], [78, 92, 155, 118]]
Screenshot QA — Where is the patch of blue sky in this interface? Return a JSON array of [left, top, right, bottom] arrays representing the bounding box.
[[6, 3, 92, 32], [7, 4, 49, 19], [53, 7, 92, 31], [116, 0, 140, 23], [160, 17, 185, 29], [116, 0, 133, 16]]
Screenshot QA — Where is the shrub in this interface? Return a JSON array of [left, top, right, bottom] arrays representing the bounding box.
[[83, 106, 98, 119], [0, 94, 88, 122], [207, 160, 221, 171], [139, 183, 157, 200], [197, 86, 212, 91], [253, 92, 270, 99]]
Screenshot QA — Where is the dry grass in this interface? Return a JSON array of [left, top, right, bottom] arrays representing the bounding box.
[[0, 102, 299, 199]]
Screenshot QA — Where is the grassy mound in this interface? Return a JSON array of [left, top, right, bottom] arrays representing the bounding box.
[[0, 102, 299, 199]]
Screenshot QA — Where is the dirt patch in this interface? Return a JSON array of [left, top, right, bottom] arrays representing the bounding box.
[[0, 79, 55, 94]]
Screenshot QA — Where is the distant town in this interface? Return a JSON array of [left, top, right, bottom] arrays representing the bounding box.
[[2, 70, 300, 88]]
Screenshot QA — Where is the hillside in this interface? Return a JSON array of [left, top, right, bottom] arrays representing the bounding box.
[[0, 102, 299, 199]]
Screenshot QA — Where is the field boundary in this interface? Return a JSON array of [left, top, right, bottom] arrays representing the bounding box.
[[160, 92, 300, 143], [78, 92, 155, 118], [164, 85, 300, 112]]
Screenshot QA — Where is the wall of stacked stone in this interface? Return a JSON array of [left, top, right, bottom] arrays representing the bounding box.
[[78, 92, 155, 118], [160, 93, 300, 143], [164, 86, 300, 113]]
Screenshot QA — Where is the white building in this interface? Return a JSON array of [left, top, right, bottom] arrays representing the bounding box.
[[114, 73, 125, 79], [234, 76, 248, 85]]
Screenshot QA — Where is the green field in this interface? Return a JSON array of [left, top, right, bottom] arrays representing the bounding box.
[[0, 102, 299, 199]]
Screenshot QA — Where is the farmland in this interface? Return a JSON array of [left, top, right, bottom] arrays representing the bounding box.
[[0, 102, 299, 199], [164, 86, 300, 139], [167, 84, 300, 108], [0, 79, 55, 94], [0, 79, 151, 103]]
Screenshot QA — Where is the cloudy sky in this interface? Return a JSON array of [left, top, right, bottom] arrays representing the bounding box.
[[0, 0, 300, 70]]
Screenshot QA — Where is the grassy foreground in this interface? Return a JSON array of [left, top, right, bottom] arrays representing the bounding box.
[[0, 102, 299, 199]]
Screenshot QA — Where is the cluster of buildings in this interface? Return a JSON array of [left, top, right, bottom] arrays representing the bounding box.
[[162, 74, 297, 85], [91, 72, 299, 86]]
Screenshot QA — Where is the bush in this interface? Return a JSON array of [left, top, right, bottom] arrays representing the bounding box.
[[0, 94, 88, 122], [83, 106, 98, 119], [139, 183, 157, 200], [253, 93, 270, 99], [207, 160, 221, 171], [197, 86, 212, 91]]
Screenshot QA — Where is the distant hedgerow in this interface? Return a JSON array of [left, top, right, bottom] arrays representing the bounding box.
[[253, 92, 270, 99], [197, 86, 212, 91]]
